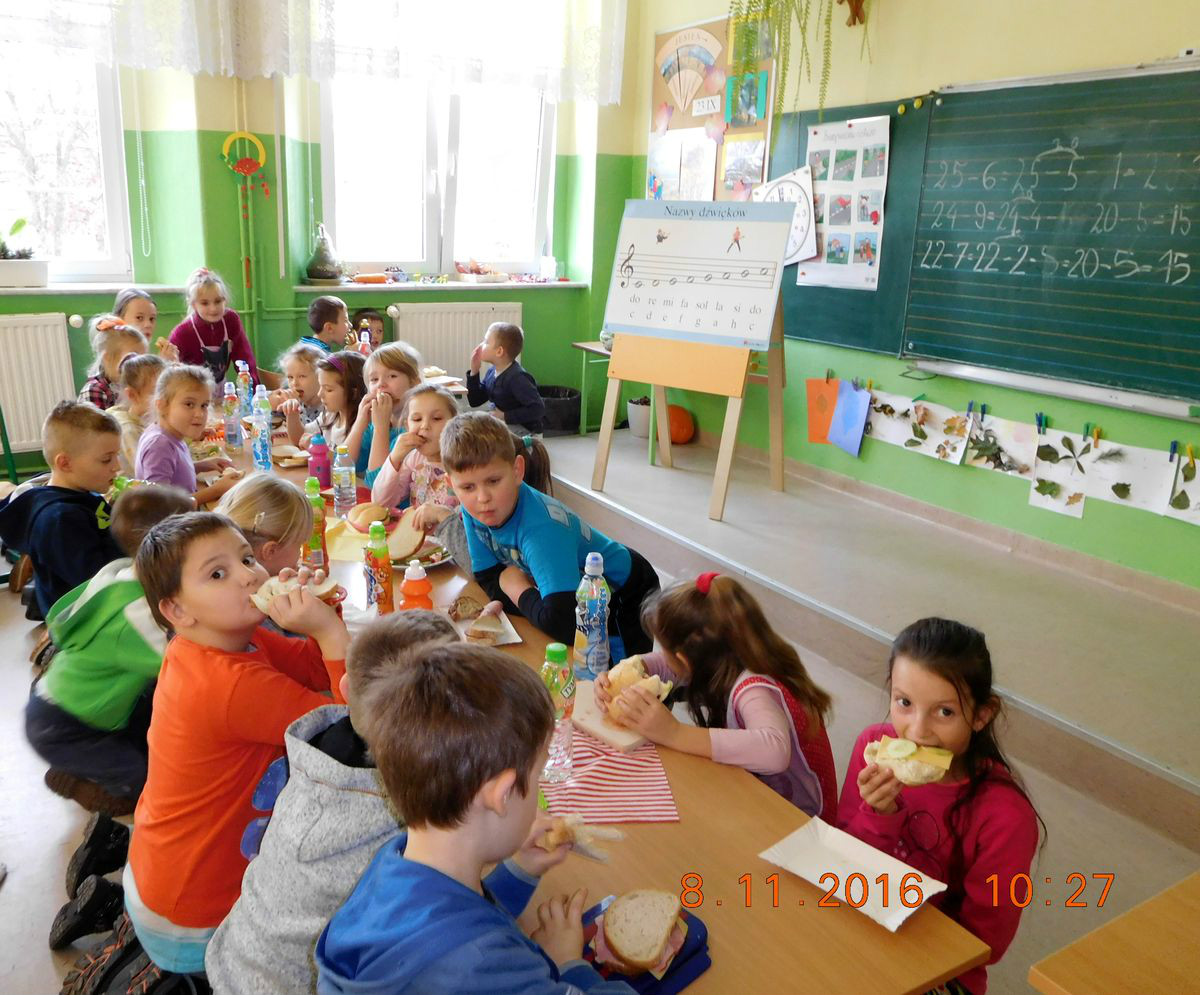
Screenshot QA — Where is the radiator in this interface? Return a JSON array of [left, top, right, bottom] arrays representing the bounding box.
[[388, 302, 522, 376], [0, 312, 75, 452]]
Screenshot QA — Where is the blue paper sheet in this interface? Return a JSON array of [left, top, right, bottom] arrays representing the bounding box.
[[828, 380, 872, 457]]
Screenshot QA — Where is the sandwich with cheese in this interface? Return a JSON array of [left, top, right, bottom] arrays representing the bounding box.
[[605, 655, 673, 725], [863, 735, 953, 786]]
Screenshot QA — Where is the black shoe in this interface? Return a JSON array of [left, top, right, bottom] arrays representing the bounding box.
[[66, 813, 131, 899], [49, 875, 125, 950], [60, 913, 141, 995]]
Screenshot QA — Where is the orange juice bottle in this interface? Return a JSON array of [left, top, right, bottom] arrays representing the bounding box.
[[364, 521, 394, 614], [398, 560, 433, 611]]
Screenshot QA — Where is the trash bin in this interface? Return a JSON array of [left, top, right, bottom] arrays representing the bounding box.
[[538, 386, 581, 436]]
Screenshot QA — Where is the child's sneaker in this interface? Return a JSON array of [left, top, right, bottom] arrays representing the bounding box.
[[49, 874, 125, 949], [66, 813, 131, 899], [59, 912, 140, 995], [44, 770, 137, 817]]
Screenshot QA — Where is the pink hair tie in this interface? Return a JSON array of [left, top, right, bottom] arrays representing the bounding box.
[[696, 572, 720, 595], [325, 354, 346, 375]]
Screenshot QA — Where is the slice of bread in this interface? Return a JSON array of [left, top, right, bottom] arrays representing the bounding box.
[[602, 890, 681, 971], [448, 594, 485, 621], [465, 613, 504, 645], [385, 507, 424, 561], [251, 573, 340, 613]]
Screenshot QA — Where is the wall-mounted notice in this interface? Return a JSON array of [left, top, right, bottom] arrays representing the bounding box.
[[797, 114, 891, 291], [602, 199, 795, 350]]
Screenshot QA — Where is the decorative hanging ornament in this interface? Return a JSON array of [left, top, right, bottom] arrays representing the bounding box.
[[222, 131, 271, 198]]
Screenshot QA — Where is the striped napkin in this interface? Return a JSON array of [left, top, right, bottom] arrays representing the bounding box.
[[541, 728, 678, 823]]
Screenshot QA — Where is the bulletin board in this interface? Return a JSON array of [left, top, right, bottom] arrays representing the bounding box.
[[648, 16, 774, 202]]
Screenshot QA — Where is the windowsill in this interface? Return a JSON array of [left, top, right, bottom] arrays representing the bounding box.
[[0, 283, 186, 296], [293, 281, 588, 293]]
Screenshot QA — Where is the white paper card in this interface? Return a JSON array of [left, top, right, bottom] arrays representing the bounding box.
[[759, 818, 947, 933]]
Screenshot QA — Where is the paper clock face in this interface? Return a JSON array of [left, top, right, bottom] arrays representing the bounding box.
[[764, 179, 812, 258]]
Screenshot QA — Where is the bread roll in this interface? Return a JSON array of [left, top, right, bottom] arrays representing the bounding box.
[[863, 736, 951, 786]]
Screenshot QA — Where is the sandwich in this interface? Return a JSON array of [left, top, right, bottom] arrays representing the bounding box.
[[448, 594, 485, 621], [346, 502, 390, 530], [385, 507, 424, 561], [535, 814, 624, 862], [464, 613, 504, 645], [605, 655, 673, 725], [863, 735, 953, 786], [271, 443, 309, 468], [599, 890, 684, 974], [251, 573, 343, 613]]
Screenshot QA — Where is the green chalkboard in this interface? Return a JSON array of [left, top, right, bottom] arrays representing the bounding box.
[[904, 69, 1200, 401], [772, 98, 931, 354]]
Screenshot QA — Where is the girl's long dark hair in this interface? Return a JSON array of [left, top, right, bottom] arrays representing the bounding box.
[[513, 433, 552, 496], [641, 575, 832, 738], [318, 350, 367, 422], [889, 617, 1046, 872]]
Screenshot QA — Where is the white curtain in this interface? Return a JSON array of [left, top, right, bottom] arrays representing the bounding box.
[[0, 0, 626, 103]]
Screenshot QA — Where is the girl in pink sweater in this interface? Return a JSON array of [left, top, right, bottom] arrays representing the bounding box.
[[596, 572, 838, 822], [371, 384, 460, 529], [838, 617, 1043, 995]]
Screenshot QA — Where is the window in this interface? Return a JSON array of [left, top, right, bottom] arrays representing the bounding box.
[[0, 53, 131, 281], [320, 78, 554, 274]]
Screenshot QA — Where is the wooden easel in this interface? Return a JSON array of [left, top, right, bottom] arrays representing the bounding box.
[[591, 295, 786, 521]]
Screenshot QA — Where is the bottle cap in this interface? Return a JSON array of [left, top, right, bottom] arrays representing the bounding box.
[[311, 433, 326, 447], [337, 444, 349, 454], [224, 381, 236, 393], [254, 383, 267, 396], [305, 476, 320, 495], [584, 551, 604, 575], [368, 521, 386, 541], [404, 559, 427, 580], [545, 642, 568, 664]]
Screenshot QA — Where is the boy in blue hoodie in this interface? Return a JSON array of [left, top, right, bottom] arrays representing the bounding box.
[[315, 641, 635, 995], [0, 400, 124, 619]]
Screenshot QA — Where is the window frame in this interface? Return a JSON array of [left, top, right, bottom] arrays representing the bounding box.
[[320, 82, 555, 275], [41, 63, 133, 282]]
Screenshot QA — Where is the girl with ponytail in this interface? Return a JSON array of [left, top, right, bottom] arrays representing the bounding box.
[[596, 572, 838, 822], [838, 617, 1043, 995]]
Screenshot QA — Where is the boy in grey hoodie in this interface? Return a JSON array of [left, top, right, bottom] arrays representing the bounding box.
[[204, 611, 460, 995]]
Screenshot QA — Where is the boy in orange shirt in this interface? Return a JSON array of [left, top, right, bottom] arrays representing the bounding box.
[[121, 511, 347, 975]]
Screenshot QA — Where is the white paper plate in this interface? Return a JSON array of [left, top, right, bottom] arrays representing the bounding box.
[[451, 608, 521, 646]]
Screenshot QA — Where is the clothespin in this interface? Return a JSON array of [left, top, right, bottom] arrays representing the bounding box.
[[1168, 440, 1178, 463], [852, 377, 860, 390], [1083, 421, 1092, 440], [912, 393, 926, 402], [980, 404, 988, 419], [866, 378, 874, 392], [825, 368, 833, 383], [966, 401, 975, 415], [1188, 443, 1196, 468], [1092, 426, 1101, 449]]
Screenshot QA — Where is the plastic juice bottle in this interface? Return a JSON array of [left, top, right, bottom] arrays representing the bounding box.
[[364, 521, 394, 614], [302, 476, 328, 571], [540, 642, 574, 783], [332, 444, 356, 518], [572, 552, 610, 680], [222, 382, 243, 451], [235, 361, 253, 416], [307, 433, 331, 489], [251, 384, 273, 472], [357, 328, 373, 356], [398, 559, 433, 610]]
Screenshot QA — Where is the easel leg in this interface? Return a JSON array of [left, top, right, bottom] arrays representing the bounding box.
[[767, 339, 785, 491], [591, 376, 623, 491], [652, 384, 673, 468], [708, 395, 744, 521]]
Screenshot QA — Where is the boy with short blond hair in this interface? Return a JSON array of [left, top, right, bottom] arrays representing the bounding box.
[[206, 611, 461, 995], [0, 400, 124, 618], [124, 511, 348, 974], [305, 295, 352, 353], [316, 641, 633, 995], [441, 412, 659, 656], [466, 320, 546, 434]]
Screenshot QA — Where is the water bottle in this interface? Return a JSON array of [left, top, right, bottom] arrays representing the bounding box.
[[302, 476, 328, 571], [572, 552, 611, 680], [307, 433, 331, 489], [222, 382, 242, 451], [332, 444, 356, 518], [251, 384, 272, 472], [235, 361, 253, 416], [540, 643, 574, 783]]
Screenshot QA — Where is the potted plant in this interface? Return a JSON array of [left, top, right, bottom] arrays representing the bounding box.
[[627, 395, 652, 438], [0, 219, 48, 288]]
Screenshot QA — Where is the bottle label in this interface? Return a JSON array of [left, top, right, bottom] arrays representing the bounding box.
[[365, 552, 393, 614]]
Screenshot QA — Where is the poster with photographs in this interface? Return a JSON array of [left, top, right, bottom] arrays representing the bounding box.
[[796, 115, 890, 291]]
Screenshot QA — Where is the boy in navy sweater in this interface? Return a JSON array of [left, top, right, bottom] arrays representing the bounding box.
[[315, 641, 634, 995], [466, 322, 546, 434], [0, 401, 124, 619], [441, 412, 659, 656]]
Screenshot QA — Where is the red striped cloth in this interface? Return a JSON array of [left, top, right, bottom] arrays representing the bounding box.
[[542, 728, 679, 823]]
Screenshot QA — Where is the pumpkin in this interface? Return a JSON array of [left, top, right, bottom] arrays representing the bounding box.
[[667, 405, 695, 444]]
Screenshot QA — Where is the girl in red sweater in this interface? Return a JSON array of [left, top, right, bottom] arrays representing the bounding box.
[[838, 617, 1043, 995]]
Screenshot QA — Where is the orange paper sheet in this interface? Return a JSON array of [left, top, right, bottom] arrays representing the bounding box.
[[806, 378, 840, 443]]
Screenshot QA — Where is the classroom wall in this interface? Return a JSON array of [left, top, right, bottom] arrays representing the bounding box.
[[605, 0, 1200, 590]]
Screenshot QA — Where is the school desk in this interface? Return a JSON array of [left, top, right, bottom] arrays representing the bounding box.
[[572, 340, 612, 436], [266, 459, 991, 994], [1028, 871, 1200, 995]]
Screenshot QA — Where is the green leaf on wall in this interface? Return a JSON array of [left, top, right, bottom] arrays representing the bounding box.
[[1036, 444, 1061, 464], [904, 438, 923, 448], [911, 422, 928, 441], [1170, 489, 1190, 511], [1111, 483, 1131, 500], [1183, 461, 1197, 483], [1034, 479, 1061, 498], [1095, 448, 1125, 462]]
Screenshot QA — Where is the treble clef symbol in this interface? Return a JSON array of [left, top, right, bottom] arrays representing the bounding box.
[[619, 243, 635, 287]]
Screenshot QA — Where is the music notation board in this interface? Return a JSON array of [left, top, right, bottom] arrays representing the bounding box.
[[603, 199, 796, 350]]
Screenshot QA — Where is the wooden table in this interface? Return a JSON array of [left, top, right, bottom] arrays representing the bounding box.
[[1028, 871, 1200, 995], [572, 340, 613, 436], [264, 459, 991, 994]]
